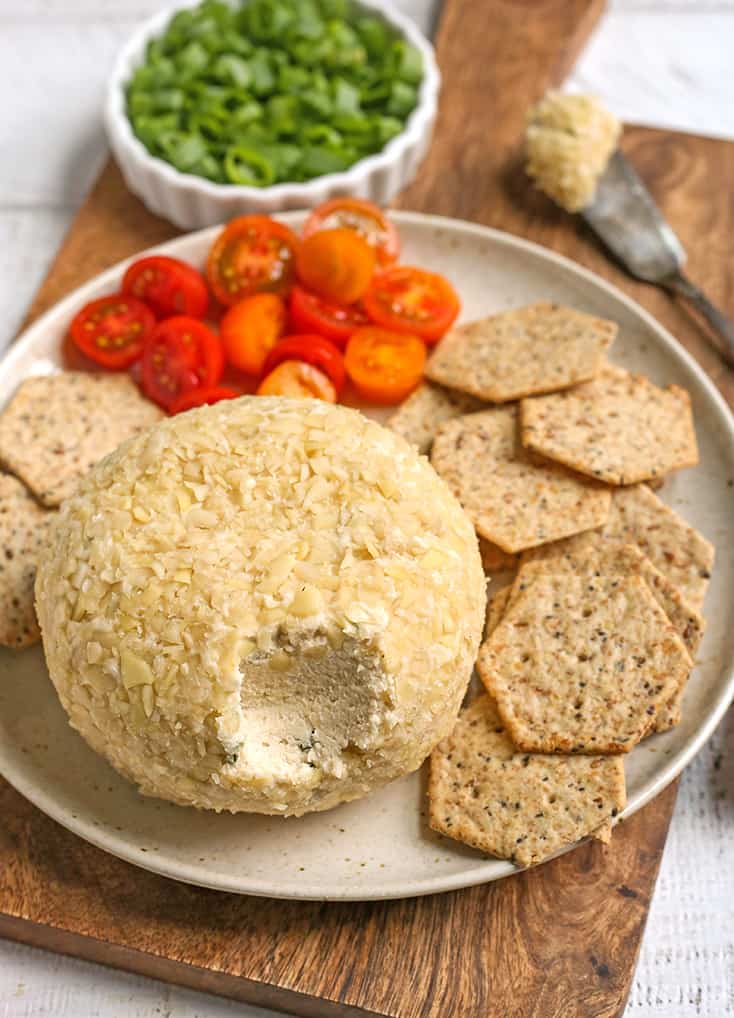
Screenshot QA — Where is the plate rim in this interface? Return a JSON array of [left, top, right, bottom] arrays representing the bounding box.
[[2, 209, 734, 901]]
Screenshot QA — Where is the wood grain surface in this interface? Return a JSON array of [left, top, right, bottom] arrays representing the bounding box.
[[0, 777, 676, 1018], [1, 0, 732, 1016]]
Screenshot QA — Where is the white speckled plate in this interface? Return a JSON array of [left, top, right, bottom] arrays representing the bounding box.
[[1, 212, 733, 901]]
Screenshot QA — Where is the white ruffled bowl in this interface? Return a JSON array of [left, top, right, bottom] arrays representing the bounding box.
[[104, 0, 440, 229]]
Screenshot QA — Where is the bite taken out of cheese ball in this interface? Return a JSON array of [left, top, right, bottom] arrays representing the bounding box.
[[36, 397, 486, 816]]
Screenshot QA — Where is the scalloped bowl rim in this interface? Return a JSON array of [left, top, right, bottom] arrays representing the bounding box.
[[104, 0, 440, 202]]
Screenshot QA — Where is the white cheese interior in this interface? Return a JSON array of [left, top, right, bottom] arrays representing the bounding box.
[[230, 633, 394, 788]]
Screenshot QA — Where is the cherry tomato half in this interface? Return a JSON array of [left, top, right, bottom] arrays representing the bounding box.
[[295, 228, 376, 305], [220, 293, 286, 376], [206, 215, 299, 307], [257, 361, 336, 402], [288, 286, 369, 349], [141, 316, 224, 412], [302, 198, 400, 268], [122, 256, 209, 319], [344, 327, 426, 405], [170, 386, 240, 414], [70, 294, 155, 370], [262, 334, 345, 396], [363, 266, 460, 344]]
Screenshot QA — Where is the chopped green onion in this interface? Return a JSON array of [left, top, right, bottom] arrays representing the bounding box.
[[392, 41, 423, 84], [211, 53, 252, 88], [386, 81, 418, 118], [224, 145, 276, 186], [126, 0, 424, 187]]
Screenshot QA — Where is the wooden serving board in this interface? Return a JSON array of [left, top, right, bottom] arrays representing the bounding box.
[[1, 1, 732, 1016]]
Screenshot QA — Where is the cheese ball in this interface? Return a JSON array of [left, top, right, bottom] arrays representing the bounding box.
[[36, 397, 485, 816]]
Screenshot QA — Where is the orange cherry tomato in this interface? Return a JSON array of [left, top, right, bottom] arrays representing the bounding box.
[[257, 361, 336, 402], [122, 255, 209, 319], [206, 215, 299, 307], [261, 334, 345, 395], [288, 286, 369, 349], [363, 266, 460, 344], [70, 294, 155, 370], [296, 228, 376, 305], [344, 327, 426, 405], [302, 198, 400, 268], [170, 386, 240, 414], [220, 293, 286, 376]]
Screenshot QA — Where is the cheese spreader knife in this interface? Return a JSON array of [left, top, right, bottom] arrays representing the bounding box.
[[581, 150, 734, 367]]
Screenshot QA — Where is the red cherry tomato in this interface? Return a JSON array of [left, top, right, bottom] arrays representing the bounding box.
[[141, 316, 224, 411], [344, 327, 426, 405], [122, 255, 209, 319], [257, 362, 336, 402], [69, 294, 155, 370], [206, 215, 299, 306], [295, 229, 375, 305], [170, 386, 240, 414], [261, 334, 345, 396], [303, 198, 400, 268], [363, 266, 460, 344], [220, 293, 286, 375], [288, 286, 369, 349]]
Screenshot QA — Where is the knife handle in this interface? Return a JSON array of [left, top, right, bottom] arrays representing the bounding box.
[[664, 273, 734, 369]]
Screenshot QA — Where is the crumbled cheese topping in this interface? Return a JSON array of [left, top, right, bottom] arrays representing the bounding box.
[[36, 397, 485, 816]]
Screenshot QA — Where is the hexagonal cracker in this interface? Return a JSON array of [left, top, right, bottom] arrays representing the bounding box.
[[425, 303, 616, 402], [431, 406, 611, 553], [0, 472, 54, 648], [476, 571, 691, 753], [428, 694, 626, 867], [386, 381, 485, 454], [520, 364, 699, 486], [0, 373, 163, 507], [605, 485, 714, 610]]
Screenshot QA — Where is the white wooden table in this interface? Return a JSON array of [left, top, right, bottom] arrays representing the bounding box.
[[1, 2, 733, 1016]]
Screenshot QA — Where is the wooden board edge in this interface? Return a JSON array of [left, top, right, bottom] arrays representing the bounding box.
[[610, 780, 679, 1017], [550, 0, 607, 83], [0, 912, 386, 1018]]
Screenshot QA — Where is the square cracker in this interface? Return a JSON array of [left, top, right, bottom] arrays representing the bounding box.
[[430, 406, 611, 553], [0, 373, 163, 507], [425, 303, 616, 402], [477, 571, 690, 754], [605, 485, 714, 610], [520, 364, 699, 485], [386, 381, 485, 454], [428, 694, 626, 867], [510, 538, 704, 732], [0, 473, 54, 649]]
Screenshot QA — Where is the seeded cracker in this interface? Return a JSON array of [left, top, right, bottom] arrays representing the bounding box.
[[510, 539, 703, 731], [428, 695, 626, 867], [0, 473, 54, 649], [386, 381, 485, 454], [514, 537, 704, 660], [605, 485, 714, 610], [520, 364, 699, 485], [431, 407, 610, 553], [425, 303, 616, 402], [0, 373, 163, 507], [477, 572, 690, 753]]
